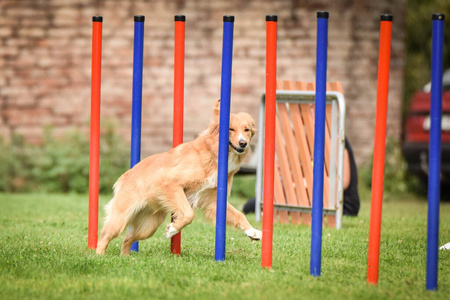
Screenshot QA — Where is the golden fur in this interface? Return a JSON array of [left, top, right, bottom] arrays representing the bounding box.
[[96, 99, 262, 255]]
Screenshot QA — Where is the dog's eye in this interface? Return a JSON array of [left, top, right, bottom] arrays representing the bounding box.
[[244, 128, 250, 132], [229, 128, 235, 131]]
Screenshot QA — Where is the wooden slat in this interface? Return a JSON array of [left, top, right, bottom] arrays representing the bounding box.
[[296, 82, 315, 159], [284, 81, 313, 204], [284, 80, 314, 224], [330, 81, 343, 93], [289, 103, 313, 204], [275, 116, 302, 224], [274, 161, 289, 223], [277, 100, 311, 225], [273, 80, 289, 223]]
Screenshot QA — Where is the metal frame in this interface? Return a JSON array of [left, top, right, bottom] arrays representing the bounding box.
[[255, 90, 346, 229]]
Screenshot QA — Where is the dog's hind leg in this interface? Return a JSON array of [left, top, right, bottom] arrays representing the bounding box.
[[162, 187, 195, 239], [96, 208, 129, 255], [121, 209, 166, 255]]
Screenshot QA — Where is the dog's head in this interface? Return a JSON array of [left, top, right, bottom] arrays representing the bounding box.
[[229, 112, 256, 155], [212, 99, 256, 155]]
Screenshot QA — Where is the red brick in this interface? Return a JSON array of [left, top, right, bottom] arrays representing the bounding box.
[[0, 0, 407, 165]]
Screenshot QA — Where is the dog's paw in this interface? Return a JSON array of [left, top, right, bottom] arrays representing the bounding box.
[[440, 242, 450, 250], [244, 228, 262, 240], [165, 223, 179, 239]]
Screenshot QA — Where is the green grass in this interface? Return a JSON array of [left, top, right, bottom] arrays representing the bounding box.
[[1, 184, 449, 299]]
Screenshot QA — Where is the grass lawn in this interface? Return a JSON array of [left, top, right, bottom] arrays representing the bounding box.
[[0, 178, 449, 299]]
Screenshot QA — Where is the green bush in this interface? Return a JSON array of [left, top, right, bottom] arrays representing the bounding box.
[[359, 136, 420, 198], [0, 135, 37, 192], [0, 125, 129, 194]]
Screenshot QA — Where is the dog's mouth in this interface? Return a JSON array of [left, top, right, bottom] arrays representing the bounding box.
[[229, 141, 246, 154]]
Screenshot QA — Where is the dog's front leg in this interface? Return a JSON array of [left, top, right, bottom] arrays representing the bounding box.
[[198, 190, 261, 240], [226, 202, 262, 240], [225, 174, 261, 240]]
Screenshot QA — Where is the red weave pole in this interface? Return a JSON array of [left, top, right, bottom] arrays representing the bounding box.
[[261, 15, 277, 269], [367, 15, 393, 284], [171, 15, 185, 255], [88, 16, 103, 249]]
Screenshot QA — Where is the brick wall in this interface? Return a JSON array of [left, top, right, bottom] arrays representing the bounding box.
[[0, 0, 406, 165]]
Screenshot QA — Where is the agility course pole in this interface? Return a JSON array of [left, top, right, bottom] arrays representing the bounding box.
[[261, 14, 278, 269], [215, 15, 235, 262], [366, 14, 393, 285], [130, 15, 145, 252], [310, 11, 329, 277], [426, 13, 445, 291], [88, 16, 103, 249], [171, 15, 186, 256]]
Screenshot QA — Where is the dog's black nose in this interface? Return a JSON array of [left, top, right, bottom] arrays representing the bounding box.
[[239, 140, 247, 148]]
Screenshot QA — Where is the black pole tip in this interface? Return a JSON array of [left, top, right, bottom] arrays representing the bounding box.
[[134, 15, 145, 22], [223, 15, 235, 22], [317, 11, 329, 19], [92, 16, 103, 22], [380, 14, 393, 22], [266, 15, 278, 22], [175, 15, 186, 22], [432, 13, 445, 21]]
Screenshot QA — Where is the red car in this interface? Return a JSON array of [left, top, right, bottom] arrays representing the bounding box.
[[402, 80, 450, 183]]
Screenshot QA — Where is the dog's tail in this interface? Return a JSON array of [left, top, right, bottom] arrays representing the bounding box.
[[103, 200, 113, 223], [104, 175, 126, 225]]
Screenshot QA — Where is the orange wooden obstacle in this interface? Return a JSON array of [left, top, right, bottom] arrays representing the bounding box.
[[260, 80, 345, 228]]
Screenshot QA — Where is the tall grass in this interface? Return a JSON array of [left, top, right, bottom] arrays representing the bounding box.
[[0, 187, 449, 299]]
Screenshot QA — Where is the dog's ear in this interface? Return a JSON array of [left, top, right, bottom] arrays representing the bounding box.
[[213, 99, 220, 121], [250, 121, 257, 137], [251, 125, 257, 137], [241, 112, 256, 137]]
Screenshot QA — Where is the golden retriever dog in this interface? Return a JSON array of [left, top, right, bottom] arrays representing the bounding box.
[[96, 99, 262, 255]]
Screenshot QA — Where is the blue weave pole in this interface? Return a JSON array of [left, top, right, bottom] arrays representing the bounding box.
[[310, 11, 328, 277], [426, 13, 445, 291], [130, 15, 145, 252], [215, 15, 234, 262]]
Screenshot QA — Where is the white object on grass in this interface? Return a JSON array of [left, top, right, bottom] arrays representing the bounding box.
[[439, 242, 450, 250]]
